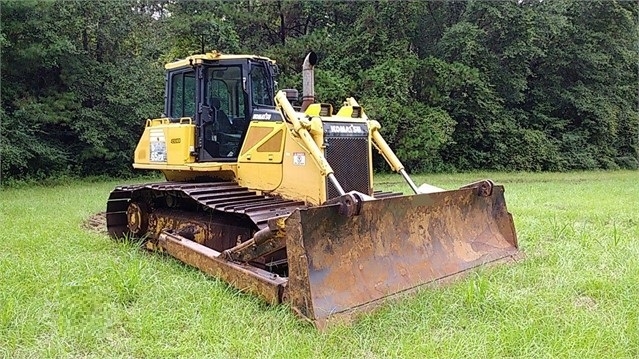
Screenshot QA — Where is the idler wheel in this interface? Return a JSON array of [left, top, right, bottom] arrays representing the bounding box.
[[126, 202, 149, 236]]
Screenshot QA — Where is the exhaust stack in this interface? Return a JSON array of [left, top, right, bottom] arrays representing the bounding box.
[[301, 51, 318, 111]]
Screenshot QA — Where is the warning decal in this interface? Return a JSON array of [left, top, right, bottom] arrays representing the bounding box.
[[293, 152, 306, 166]]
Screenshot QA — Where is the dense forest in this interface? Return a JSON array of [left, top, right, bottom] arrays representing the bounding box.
[[1, 0, 638, 181]]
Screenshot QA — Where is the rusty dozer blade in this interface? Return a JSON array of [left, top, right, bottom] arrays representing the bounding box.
[[285, 181, 518, 327]]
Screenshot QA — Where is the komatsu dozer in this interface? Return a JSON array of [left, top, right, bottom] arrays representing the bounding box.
[[106, 51, 518, 328]]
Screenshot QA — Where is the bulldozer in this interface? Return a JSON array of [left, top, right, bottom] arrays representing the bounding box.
[[106, 51, 518, 328]]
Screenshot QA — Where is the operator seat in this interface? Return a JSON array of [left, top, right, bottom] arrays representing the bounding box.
[[209, 97, 237, 157], [210, 98, 232, 132]]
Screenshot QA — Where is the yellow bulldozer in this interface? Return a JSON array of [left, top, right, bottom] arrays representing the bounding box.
[[106, 51, 518, 328]]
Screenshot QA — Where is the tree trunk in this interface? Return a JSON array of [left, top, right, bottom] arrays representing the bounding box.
[[278, 1, 286, 45]]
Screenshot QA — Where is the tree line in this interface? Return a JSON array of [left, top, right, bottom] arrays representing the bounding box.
[[1, 0, 637, 181]]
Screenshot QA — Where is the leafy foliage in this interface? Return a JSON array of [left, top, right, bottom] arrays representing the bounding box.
[[1, 0, 637, 181], [1, 0, 164, 180]]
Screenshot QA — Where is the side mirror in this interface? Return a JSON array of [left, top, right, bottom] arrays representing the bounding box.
[[282, 89, 299, 103]]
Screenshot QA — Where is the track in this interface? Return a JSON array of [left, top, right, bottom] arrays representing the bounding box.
[[106, 181, 403, 238], [106, 181, 307, 237]]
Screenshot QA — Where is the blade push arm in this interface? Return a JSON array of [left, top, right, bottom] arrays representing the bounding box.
[[368, 121, 421, 194]]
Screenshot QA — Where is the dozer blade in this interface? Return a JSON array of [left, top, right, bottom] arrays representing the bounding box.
[[284, 183, 518, 327]]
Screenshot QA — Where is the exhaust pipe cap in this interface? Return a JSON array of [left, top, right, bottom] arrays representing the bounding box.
[[305, 51, 318, 67]]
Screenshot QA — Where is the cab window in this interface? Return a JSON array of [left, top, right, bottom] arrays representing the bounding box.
[[209, 79, 230, 112], [206, 66, 245, 118], [169, 70, 196, 118], [250, 65, 273, 106]]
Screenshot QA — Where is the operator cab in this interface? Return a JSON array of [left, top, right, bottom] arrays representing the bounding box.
[[164, 52, 279, 161]]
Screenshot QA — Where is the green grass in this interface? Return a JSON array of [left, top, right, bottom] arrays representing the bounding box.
[[1, 171, 638, 358]]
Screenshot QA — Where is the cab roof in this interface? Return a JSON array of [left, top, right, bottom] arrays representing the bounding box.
[[165, 51, 276, 70]]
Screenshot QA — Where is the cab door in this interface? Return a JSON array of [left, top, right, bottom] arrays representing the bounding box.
[[199, 64, 250, 162]]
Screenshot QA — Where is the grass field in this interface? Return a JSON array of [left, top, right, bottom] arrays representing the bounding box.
[[1, 171, 638, 358]]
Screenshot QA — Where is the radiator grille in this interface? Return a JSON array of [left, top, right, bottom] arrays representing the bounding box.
[[325, 136, 371, 199]]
